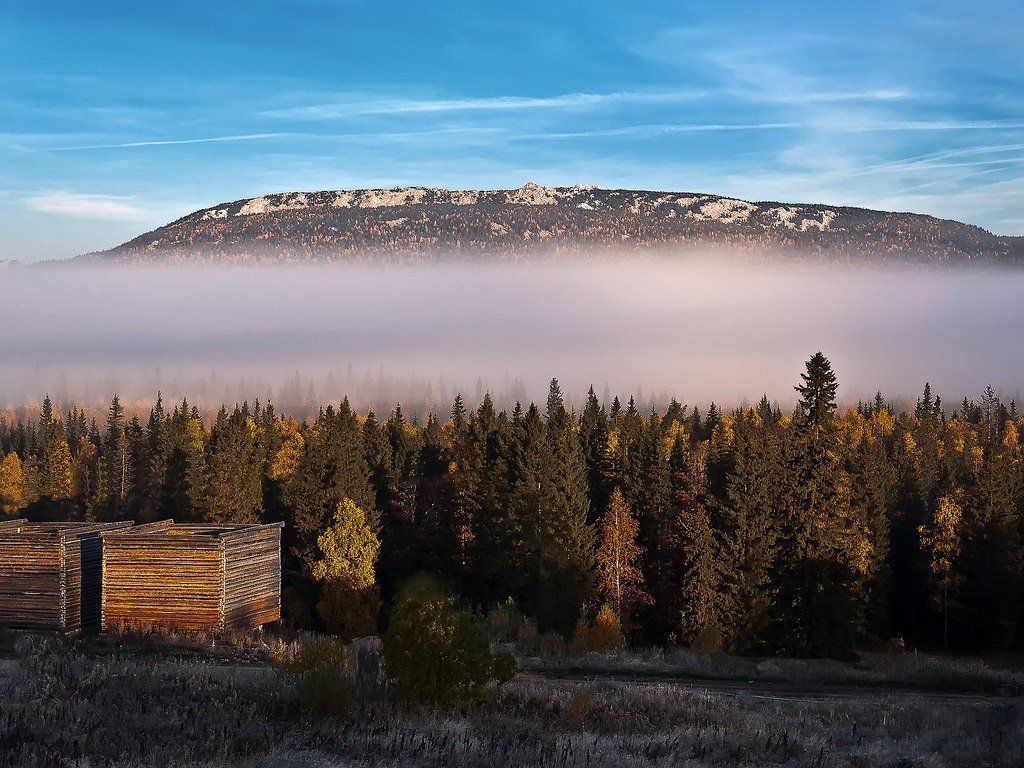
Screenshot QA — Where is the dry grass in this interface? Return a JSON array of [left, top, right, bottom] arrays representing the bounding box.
[[521, 645, 1024, 696], [93, 624, 297, 664], [1, 634, 1023, 767]]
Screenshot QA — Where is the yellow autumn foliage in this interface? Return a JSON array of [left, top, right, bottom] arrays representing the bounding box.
[[604, 428, 620, 457], [0, 452, 26, 514], [1003, 420, 1020, 452], [872, 407, 895, 438], [312, 498, 380, 590], [269, 417, 304, 481]]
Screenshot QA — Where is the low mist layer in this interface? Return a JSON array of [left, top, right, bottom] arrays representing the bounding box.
[[3, 259, 1023, 413]]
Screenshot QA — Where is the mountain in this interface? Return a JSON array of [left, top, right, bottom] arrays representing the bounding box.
[[79, 182, 1023, 265]]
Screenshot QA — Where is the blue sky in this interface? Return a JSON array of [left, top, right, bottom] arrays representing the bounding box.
[[2, 0, 1022, 261]]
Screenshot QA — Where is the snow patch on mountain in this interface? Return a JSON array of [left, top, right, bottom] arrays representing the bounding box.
[[238, 193, 309, 216], [768, 206, 837, 231], [187, 184, 838, 233], [689, 198, 757, 223], [506, 182, 559, 205], [801, 210, 837, 231]]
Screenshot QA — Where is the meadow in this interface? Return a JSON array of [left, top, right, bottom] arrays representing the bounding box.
[[2, 631, 1021, 768]]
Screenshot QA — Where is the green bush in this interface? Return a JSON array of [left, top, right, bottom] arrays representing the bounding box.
[[297, 664, 355, 718], [485, 598, 538, 646], [282, 584, 316, 629], [286, 636, 358, 717], [383, 577, 516, 705], [492, 651, 518, 685], [317, 582, 380, 641], [285, 636, 349, 675]]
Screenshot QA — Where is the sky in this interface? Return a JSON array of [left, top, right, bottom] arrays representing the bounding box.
[[2, 0, 1022, 261]]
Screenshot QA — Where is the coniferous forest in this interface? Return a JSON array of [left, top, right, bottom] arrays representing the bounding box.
[[2, 352, 1022, 659]]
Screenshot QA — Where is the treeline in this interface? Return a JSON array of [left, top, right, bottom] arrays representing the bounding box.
[[1, 353, 1022, 658]]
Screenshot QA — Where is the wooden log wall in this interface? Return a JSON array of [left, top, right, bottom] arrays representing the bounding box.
[[222, 524, 283, 630], [102, 533, 223, 631], [0, 521, 131, 631], [101, 521, 283, 632], [0, 533, 62, 629]]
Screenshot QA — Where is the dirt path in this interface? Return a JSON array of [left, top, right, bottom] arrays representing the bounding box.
[[523, 669, 1024, 706]]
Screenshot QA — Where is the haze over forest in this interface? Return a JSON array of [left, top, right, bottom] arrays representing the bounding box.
[[4, 258, 1023, 413]]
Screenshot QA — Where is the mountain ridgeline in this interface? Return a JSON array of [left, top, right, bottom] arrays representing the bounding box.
[[82, 183, 1022, 265]]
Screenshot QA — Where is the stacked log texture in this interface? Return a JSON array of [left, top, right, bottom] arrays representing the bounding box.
[[222, 525, 283, 630], [102, 521, 282, 632], [0, 521, 131, 631]]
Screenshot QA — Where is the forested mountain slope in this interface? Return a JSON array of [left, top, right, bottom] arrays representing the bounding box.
[[80, 183, 1023, 264]]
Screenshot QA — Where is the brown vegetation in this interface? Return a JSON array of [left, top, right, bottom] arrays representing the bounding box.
[[1, 633, 1022, 767]]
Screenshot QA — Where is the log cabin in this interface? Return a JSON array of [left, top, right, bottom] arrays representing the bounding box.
[[0, 519, 134, 631], [100, 520, 283, 632]]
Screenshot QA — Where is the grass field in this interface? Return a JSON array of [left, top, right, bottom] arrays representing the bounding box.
[[2, 632, 1023, 767]]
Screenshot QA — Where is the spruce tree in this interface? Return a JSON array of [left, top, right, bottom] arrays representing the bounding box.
[[541, 380, 596, 635], [622, 411, 673, 641], [415, 413, 457, 577], [141, 394, 168, 522], [579, 385, 610, 519], [956, 446, 1021, 650], [90, 395, 134, 521], [204, 406, 263, 524], [673, 500, 722, 647], [719, 415, 783, 650], [467, 393, 515, 604], [765, 353, 862, 658], [283, 401, 375, 573], [506, 403, 552, 624], [171, 402, 208, 520]]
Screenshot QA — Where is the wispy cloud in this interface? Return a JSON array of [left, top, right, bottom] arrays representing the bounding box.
[[260, 90, 705, 120], [517, 122, 800, 139], [24, 191, 151, 221], [515, 119, 1024, 141], [740, 88, 909, 105], [40, 127, 504, 153], [47, 133, 285, 151], [817, 118, 1024, 132]]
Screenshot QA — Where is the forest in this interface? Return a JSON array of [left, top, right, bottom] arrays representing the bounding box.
[[1, 352, 1021, 659]]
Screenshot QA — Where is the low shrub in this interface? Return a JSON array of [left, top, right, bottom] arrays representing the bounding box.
[[317, 582, 380, 641], [524, 631, 567, 658], [282, 584, 316, 629], [572, 604, 625, 653], [565, 690, 594, 730], [486, 598, 539, 646], [297, 664, 356, 717], [383, 576, 516, 705], [283, 635, 362, 717], [492, 651, 518, 685], [285, 635, 349, 675], [690, 624, 725, 654]]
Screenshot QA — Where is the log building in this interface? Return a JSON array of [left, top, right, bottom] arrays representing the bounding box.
[[100, 520, 283, 632], [0, 519, 134, 631]]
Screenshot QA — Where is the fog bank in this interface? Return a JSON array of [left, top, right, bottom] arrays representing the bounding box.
[[2, 260, 1023, 414]]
